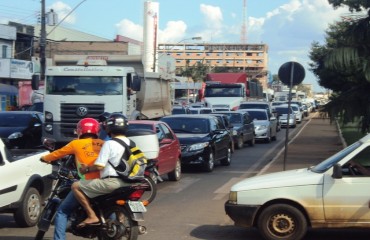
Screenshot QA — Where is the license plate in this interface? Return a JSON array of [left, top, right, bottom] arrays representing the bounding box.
[[128, 201, 147, 212]]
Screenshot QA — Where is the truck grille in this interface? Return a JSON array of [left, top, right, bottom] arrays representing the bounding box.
[[60, 103, 105, 138]]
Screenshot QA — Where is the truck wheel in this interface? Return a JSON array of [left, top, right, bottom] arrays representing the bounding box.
[[14, 187, 42, 227], [168, 159, 181, 181], [257, 204, 307, 240]]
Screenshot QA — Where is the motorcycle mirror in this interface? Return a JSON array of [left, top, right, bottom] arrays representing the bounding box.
[[42, 137, 56, 151]]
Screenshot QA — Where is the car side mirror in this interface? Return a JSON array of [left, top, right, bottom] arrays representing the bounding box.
[[160, 138, 172, 145], [332, 163, 343, 179]]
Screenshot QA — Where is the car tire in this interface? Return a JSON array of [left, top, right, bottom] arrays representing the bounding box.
[[247, 136, 255, 146], [220, 146, 232, 166], [236, 135, 244, 149], [203, 151, 215, 172], [257, 204, 307, 240], [265, 132, 271, 143], [14, 187, 42, 227], [168, 158, 181, 181]]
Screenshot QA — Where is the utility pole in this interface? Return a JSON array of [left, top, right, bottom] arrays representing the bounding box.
[[40, 0, 46, 82]]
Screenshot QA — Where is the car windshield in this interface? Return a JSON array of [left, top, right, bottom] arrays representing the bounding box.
[[311, 141, 362, 173], [161, 118, 209, 134], [172, 108, 187, 114], [247, 111, 267, 120], [0, 114, 32, 127], [127, 123, 152, 131], [240, 103, 268, 110], [222, 113, 242, 124], [275, 107, 292, 114], [46, 76, 123, 95]]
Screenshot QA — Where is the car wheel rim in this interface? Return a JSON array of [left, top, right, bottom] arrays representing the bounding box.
[[268, 213, 295, 237], [226, 148, 231, 163], [28, 193, 41, 221], [208, 153, 214, 169], [175, 161, 181, 178]]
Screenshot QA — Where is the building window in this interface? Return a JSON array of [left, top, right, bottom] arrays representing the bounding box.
[[2, 45, 8, 58]]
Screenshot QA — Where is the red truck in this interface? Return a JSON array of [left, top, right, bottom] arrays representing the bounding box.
[[200, 73, 262, 111]]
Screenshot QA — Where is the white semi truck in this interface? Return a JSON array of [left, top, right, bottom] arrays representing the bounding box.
[[32, 55, 172, 144]]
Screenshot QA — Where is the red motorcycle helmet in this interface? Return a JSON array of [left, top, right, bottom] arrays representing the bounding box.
[[76, 118, 100, 138]]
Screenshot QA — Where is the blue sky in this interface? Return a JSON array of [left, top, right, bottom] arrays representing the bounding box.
[[0, 0, 353, 92]]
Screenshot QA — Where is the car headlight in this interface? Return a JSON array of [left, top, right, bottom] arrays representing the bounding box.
[[255, 125, 267, 130], [8, 132, 23, 139], [229, 191, 237, 204], [232, 129, 237, 136], [188, 142, 209, 151]]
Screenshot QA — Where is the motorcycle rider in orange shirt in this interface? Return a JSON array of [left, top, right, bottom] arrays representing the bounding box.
[[40, 118, 104, 240]]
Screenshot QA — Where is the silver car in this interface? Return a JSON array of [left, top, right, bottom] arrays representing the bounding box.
[[239, 109, 277, 143], [275, 105, 296, 128]]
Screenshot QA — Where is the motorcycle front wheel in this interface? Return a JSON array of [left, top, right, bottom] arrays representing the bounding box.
[[98, 206, 139, 240]]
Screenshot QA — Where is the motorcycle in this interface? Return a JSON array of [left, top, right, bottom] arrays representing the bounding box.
[[35, 154, 151, 240]]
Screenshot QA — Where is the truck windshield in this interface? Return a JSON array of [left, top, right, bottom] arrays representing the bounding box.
[[204, 86, 242, 97], [46, 76, 123, 95]]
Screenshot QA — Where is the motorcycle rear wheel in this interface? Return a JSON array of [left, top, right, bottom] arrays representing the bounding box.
[[98, 206, 139, 240], [140, 176, 157, 204]]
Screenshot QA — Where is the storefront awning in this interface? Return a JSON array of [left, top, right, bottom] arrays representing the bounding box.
[[0, 83, 18, 95]]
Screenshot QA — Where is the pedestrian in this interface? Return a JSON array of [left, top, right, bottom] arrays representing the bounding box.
[[40, 118, 104, 240], [71, 113, 132, 227]]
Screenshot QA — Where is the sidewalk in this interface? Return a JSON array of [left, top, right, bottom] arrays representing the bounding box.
[[265, 113, 345, 173]]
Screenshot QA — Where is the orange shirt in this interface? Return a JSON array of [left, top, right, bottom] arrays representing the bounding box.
[[43, 138, 104, 180]]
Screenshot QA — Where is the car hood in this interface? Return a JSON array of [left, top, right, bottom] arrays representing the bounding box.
[[253, 120, 269, 126], [0, 127, 25, 138], [231, 168, 323, 191], [175, 133, 210, 144]]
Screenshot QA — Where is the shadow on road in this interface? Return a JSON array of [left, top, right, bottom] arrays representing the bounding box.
[[190, 224, 370, 240], [189, 225, 261, 240]]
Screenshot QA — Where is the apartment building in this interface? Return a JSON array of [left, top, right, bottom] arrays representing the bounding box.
[[158, 43, 269, 89]]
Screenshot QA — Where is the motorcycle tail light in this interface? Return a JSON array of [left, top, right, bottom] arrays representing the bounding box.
[[129, 190, 144, 201]]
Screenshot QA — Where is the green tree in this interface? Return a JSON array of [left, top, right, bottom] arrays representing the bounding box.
[[309, 1, 370, 133]]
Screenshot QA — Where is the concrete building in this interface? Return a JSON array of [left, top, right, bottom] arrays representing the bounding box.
[[158, 42, 269, 89]]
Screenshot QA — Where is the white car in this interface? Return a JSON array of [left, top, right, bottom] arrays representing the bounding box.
[[290, 103, 303, 123], [225, 133, 370, 240]]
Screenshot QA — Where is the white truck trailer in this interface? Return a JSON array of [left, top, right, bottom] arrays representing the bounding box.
[[32, 55, 172, 144]]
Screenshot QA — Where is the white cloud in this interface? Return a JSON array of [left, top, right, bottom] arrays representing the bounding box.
[[49, 1, 75, 24], [116, 19, 143, 41], [158, 21, 187, 42], [200, 4, 223, 27]]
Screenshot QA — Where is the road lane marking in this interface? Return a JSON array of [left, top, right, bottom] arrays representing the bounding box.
[[213, 177, 244, 200], [159, 177, 200, 193]]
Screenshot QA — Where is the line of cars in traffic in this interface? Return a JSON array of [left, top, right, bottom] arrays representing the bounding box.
[[0, 99, 310, 180]]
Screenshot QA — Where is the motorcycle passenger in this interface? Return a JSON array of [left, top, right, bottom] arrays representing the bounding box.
[[40, 118, 104, 240], [71, 113, 132, 227]]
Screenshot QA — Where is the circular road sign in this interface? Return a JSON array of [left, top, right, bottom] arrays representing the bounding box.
[[278, 61, 305, 86]]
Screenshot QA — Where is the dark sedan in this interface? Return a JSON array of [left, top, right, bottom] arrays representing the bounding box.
[[161, 114, 233, 172], [0, 111, 43, 149], [216, 111, 255, 149]]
